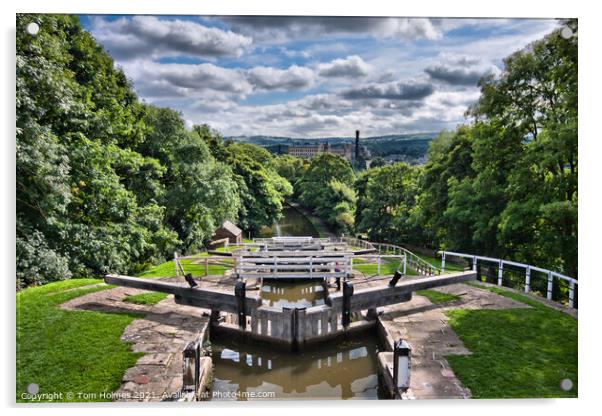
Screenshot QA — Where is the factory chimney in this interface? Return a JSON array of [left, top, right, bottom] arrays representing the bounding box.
[[355, 130, 360, 162]]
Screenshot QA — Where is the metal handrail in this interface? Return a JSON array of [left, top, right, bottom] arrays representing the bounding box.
[[439, 250, 577, 309]]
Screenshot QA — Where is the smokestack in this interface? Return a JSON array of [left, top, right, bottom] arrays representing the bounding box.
[[355, 130, 360, 162]]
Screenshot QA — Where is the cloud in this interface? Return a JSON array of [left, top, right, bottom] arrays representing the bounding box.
[[246, 65, 316, 91], [317, 55, 371, 78], [341, 80, 435, 100], [220, 16, 441, 42], [425, 54, 500, 86], [120, 61, 252, 99], [91, 16, 252, 61]]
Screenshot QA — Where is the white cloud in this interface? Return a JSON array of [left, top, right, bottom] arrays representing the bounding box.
[[246, 65, 316, 91], [317, 55, 371, 78], [120, 61, 252, 100], [425, 53, 501, 86], [220, 16, 441, 43], [91, 16, 252, 61]]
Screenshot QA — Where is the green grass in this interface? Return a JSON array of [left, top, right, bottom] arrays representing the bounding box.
[[353, 258, 403, 276], [445, 285, 577, 398], [416, 253, 465, 273], [123, 291, 169, 306], [416, 289, 460, 304], [16, 279, 143, 402], [137, 255, 233, 279]]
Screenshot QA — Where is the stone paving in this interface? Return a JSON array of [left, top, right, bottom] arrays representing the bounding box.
[[59, 273, 561, 402], [60, 281, 211, 402], [378, 282, 530, 399]]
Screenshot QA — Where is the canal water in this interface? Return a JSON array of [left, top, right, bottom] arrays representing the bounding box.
[[260, 280, 327, 309], [258, 204, 321, 238], [210, 334, 384, 400], [209, 202, 383, 401]]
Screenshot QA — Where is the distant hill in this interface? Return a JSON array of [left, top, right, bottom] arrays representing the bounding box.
[[226, 133, 438, 165]]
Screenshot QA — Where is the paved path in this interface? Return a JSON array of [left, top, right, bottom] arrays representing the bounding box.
[[60, 280, 210, 402], [378, 283, 530, 399]]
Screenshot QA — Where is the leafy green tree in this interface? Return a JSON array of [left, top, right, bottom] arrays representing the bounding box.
[[356, 163, 420, 243], [470, 20, 578, 274], [225, 143, 292, 233], [273, 154, 308, 197], [369, 156, 386, 168], [297, 154, 356, 231], [140, 107, 241, 253], [17, 14, 177, 284], [411, 127, 475, 249]]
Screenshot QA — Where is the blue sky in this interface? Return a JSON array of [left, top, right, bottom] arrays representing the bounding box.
[[80, 15, 560, 137]]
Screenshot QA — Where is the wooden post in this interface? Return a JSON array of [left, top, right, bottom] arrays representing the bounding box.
[[525, 267, 531, 293], [441, 252, 446, 274], [569, 281, 575, 308], [472, 256, 477, 271], [204, 258, 209, 276], [403, 256, 407, 275], [377, 256, 382, 276], [547, 272, 554, 300]]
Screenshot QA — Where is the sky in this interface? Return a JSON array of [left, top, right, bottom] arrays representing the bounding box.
[[79, 15, 560, 138]]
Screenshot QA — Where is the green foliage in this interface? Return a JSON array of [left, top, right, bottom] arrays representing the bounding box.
[[16, 15, 292, 286], [16, 14, 181, 285], [356, 22, 577, 277], [16, 279, 141, 402], [273, 154, 308, 197], [297, 153, 356, 232], [224, 143, 293, 233], [446, 286, 577, 398], [356, 162, 421, 244]]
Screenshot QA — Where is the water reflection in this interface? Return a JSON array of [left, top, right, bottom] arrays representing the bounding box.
[[258, 205, 320, 238], [211, 336, 383, 400], [260, 280, 327, 309]]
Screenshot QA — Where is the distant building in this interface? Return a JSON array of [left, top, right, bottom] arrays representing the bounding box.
[[288, 142, 327, 158], [325, 142, 354, 161], [212, 220, 242, 244]]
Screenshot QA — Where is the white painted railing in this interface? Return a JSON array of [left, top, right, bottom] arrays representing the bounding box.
[[336, 237, 439, 276], [439, 251, 577, 309]]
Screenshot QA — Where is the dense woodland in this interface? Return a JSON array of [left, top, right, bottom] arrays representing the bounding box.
[[16, 15, 577, 287]]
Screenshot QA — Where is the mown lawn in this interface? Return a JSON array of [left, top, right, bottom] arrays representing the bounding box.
[[446, 285, 578, 398], [416, 253, 465, 273], [137, 254, 233, 279], [416, 289, 460, 304], [16, 279, 143, 402], [353, 257, 404, 276], [123, 292, 169, 306]]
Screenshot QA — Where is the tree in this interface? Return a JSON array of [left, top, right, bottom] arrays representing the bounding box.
[[356, 163, 420, 244], [225, 143, 292, 233], [297, 154, 356, 231], [16, 14, 180, 284], [139, 107, 241, 253]]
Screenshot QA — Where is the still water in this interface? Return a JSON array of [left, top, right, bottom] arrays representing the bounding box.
[[258, 205, 321, 238], [211, 202, 382, 400], [210, 335, 383, 400], [260, 280, 327, 309]]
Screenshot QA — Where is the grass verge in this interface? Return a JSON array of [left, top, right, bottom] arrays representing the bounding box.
[[445, 285, 577, 398], [137, 255, 233, 279], [416, 289, 460, 304], [16, 279, 143, 402], [123, 292, 169, 306]]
